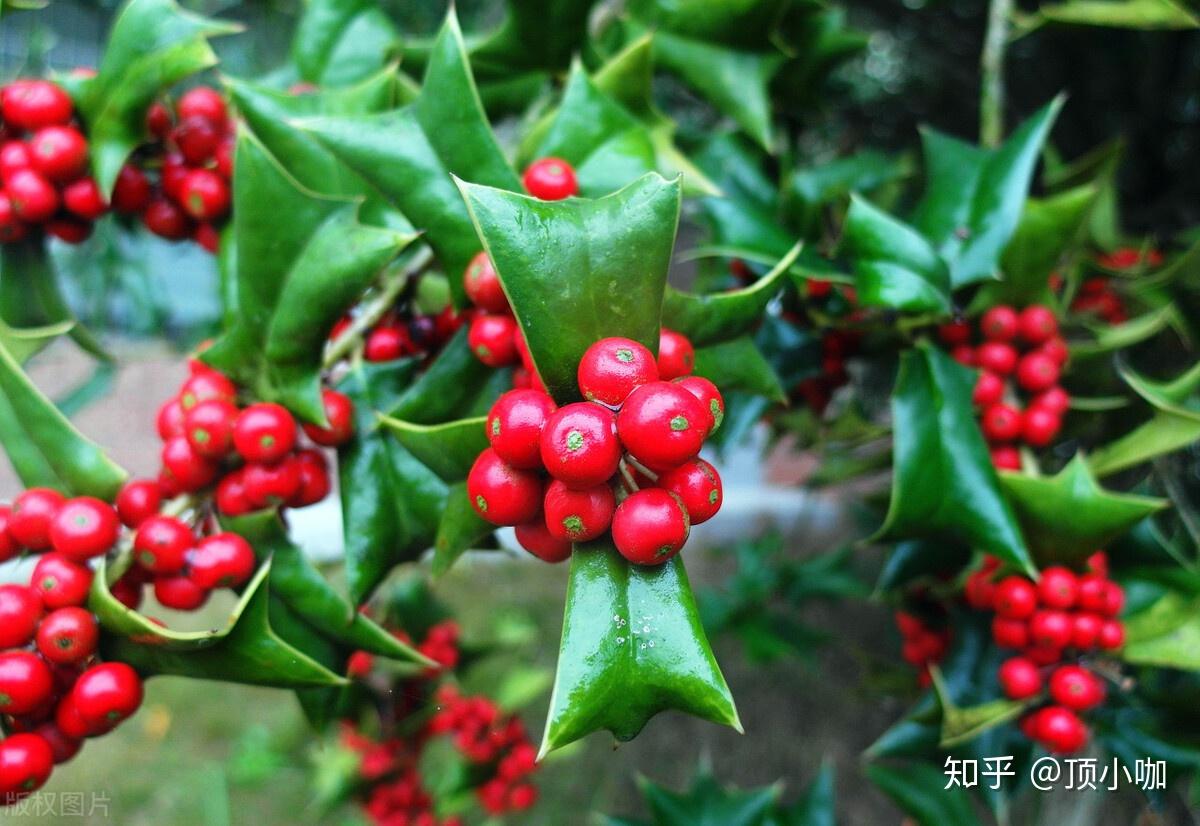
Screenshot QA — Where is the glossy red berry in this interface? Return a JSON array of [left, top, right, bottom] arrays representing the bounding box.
[[142, 196, 192, 239], [0, 141, 33, 181], [1049, 664, 1104, 711], [522, 157, 578, 200], [179, 369, 237, 411], [28, 126, 88, 183], [998, 656, 1042, 699], [182, 398, 237, 459], [233, 403, 297, 464], [1, 80, 73, 130], [950, 345, 975, 367], [972, 371, 1005, 408], [616, 382, 708, 471], [133, 515, 193, 574], [542, 479, 615, 542], [990, 445, 1021, 471], [1071, 613, 1102, 649], [993, 576, 1038, 619], [179, 168, 230, 220], [964, 570, 996, 610], [242, 459, 303, 509], [172, 115, 220, 164], [6, 169, 58, 223], [1036, 566, 1077, 610], [9, 488, 66, 549], [657, 329, 695, 380], [177, 86, 227, 126], [0, 651, 54, 715], [468, 314, 519, 367], [577, 337, 658, 406], [1036, 705, 1088, 754], [189, 533, 257, 590], [48, 497, 120, 561], [937, 319, 972, 346], [161, 435, 219, 491], [1040, 336, 1069, 366], [45, 216, 93, 244], [539, 403, 621, 488], [302, 389, 356, 447], [1021, 407, 1060, 448], [215, 469, 252, 517], [1098, 619, 1125, 649], [612, 489, 690, 565], [980, 306, 1019, 341], [0, 585, 42, 648], [514, 520, 573, 563], [35, 607, 98, 665], [976, 341, 1018, 375], [30, 554, 92, 609], [981, 403, 1022, 443], [1018, 305, 1058, 344], [0, 507, 17, 563], [467, 448, 543, 527], [486, 389, 557, 469], [674, 376, 724, 435], [463, 251, 508, 313], [656, 458, 723, 524], [112, 164, 152, 214], [1031, 386, 1070, 416], [1102, 581, 1125, 617], [32, 723, 80, 765], [145, 100, 173, 138], [1029, 609, 1073, 649], [71, 662, 143, 732], [1016, 352, 1060, 393], [154, 575, 210, 611], [364, 325, 409, 361], [0, 732, 54, 800], [61, 177, 107, 220], [289, 449, 331, 507], [991, 616, 1029, 648]]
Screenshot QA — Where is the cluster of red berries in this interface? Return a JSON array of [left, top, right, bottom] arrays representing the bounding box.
[[109, 86, 232, 252], [346, 620, 460, 681], [0, 79, 108, 245], [1070, 277, 1128, 325], [152, 363, 352, 516], [468, 330, 724, 565], [965, 553, 1125, 754], [331, 299, 469, 365], [938, 304, 1070, 470], [893, 610, 950, 688]]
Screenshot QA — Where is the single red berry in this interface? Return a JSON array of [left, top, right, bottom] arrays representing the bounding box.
[[990, 445, 1021, 471], [161, 435, 219, 491], [192, 221, 220, 253], [242, 458, 303, 509], [45, 217, 93, 245], [1029, 609, 1073, 649], [1, 80, 73, 130], [0, 507, 22, 563], [998, 656, 1042, 699], [1016, 352, 1060, 393], [0, 584, 42, 648], [542, 479, 615, 542], [514, 519, 573, 563], [145, 100, 173, 138], [981, 403, 1022, 443], [1049, 664, 1104, 711], [486, 389, 557, 470], [156, 397, 186, 440], [463, 251, 508, 313], [31, 723, 80, 765], [188, 533, 256, 592], [142, 196, 193, 239], [154, 575, 210, 611], [980, 306, 1019, 341], [171, 115, 220, 164], [112, 164, 152, 214], [71, 662, 143, 732], [215, 468, 252, 516], [539, 403, 621, 488], [612, 489, 690, 565], [6, 169, 59, 223], [577, 337, 658, 406], [183, 398, 238, 459], [674, 376, 724, 434], [991, 616, 1029, 648], [656, 458, 723, 524], [964, 570, 996, 610], [0, 193, 27, 243], [1036, 705, 1088, 754], [302, 389, 356, 447], [657, 329, 695, 380], [1036, 566, 1078, 610], [179, 370, 237, 412], [30, 554, 92, 609], [179, 168, 230, 221], [0, 732, 54, 801], [937, 319, 972, 346], [133, 515, 193, 574], [1077, 573, 1108, 612], [976, 341, 1018, 375], [9, 488, 66, 549], [233, 403, 298, 464], [972, 370, 1006, 408], [950, 345, 975, 367], [994, 576, 1038, 619], [522, 157, 578, 200], [61, 177, 108, 220], [0, 141, 33, 181], [467, 448, 543, 526], [616, 382, 708, 471], [468, 314, 519, 367], [35, 607, 98, 665], [1102, 581, 1125, 617], [288, 449, 331, 508], [1097, 619, 1125, 649], [214, 137, 233, 178], [28, 126, 88, 184], [1031, 386, 1070, 416], [364, 325, 408, 361], [54, 694, 91, 740], [48, 497, 120, 561], [1040, 336, 1069, 366], [177, 87, 227, 127], [1018, 305, 1058, 343], [0, 651, 54, 715], [893, 611, 924, 637], [1071, 613, 1103, 649], [1021, 407, 1060, 448], [1025, 642, 1064, 666]]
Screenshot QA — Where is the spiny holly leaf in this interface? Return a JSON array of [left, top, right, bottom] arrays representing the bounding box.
[[1089, 361, 1200, 477], [458, 173, 680, 403], [1018, 0, 1199, 32], [469, 0, 595, 78], [877, 342, 1033, 574], [225, 511, 433, 664], [0, 338, 126, 498], [1069, 303, 1183, 358], [76, 0, 240, 194], [0, 241, 109, 360], [431, 482, 494, 578], [1122, 594, 1200, 671], [202, 130, 415, 423], [305, 10, 522, 307], [636, 762, 779, 826], [290, 0, 400, 87], [930, 665, 1027, 748], [377, 415, 488, 483], [999, 455, 1168, 567], [842, 196, 951, 314], [541, 540, 741, 757], [912, 97, 1064, 288], [92, 558, 346, 688], [768, 761, 836, 826], [693, 337, 786, 403], [865, 762, 981, 826], [785, 150, 909, 238]]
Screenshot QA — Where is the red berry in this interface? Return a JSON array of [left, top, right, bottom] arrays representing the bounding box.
[[243, 459, 303, 509], [542, 479, 615, 542], [183, 399, 238, 459], [616, 381, 708, 471], [612, 489, 690, 565], [1049, 664, 1104, 711], [1098, 619, 1125, 649], [522, 157, 578, 200], [1025, 643, 1064, 666], [156, 397, 186, 440], [994, 576, 1038, 619], [1018, 305, 1058, 343], [1102, 581, 1125, 617], [233, 403, 298, 464], [0, 732, 54, 801], [1037, 566, 1078, 610], [1, 80, 73, 130], [171, 115, 220, 164], [190, 533, 257, 591], [161, 435, 220, 491], [467, 448, 543, 527], [6, 169, 59, 223], [0, 507, 22, 563], [1021, 407, 1060, 448], [1077, 574, 1108, 612], [112, 164, 151, 214], [0, 141, 32, 181], [0, 584, 42, 648], [468, 314, 519, 367], [142, 196, 192, 239], [463, 250, 508, 313], [980, 306, 1019, 341], [487, 389, 557, 469], [48, 497, 120, 560], [302, 389, 356, 447], [62, 177, 108, 220], [964, 570, 995, 610], [145, 100, 173, 138], [35, 607, 98, 665], [972, 370, 1006, 408], [950, 345, 975, 367], [1031, 386, 1070, 416], [991, 616, 1029, 648], [133, 515, 193, 574], [674, 376, 724, 434], [577, 337, 658, 406], [28, 126, 88, 183], [1071, 613, 1103, 649], [0, 651, 54, 715], [976, 341, 1018, 375], [177, 87, 227, 127], [656, 458, 723, 524], [1016, 352, 1060, 393], [31, 722, 80, 765], [214, 137, 233, 178], [45, 217, 93, 245], [1040, 336, 1069, 366], [364, 325, 408, 361], [514, 519, 572, 563], [998, 656, 1042, 699], [179, 370, 237, 412], [1029, 609, 1073, 649], [215, 469, 252, 516], [71, 662, 143, 732], [10, 488, 66, 549], [154, 575, 210, 611], [937, 319, 972, 346], [193, 221, 220, 253], [289, 449, 331, 507], [1036, 705, 1088, 754], [981, 403, 1022, 443], [30, 554, 92, 609], [657, 329, 695, 380], [539, 403, 621, 488], [179, 168, 230, 220], [990, 445, 1021, 471]]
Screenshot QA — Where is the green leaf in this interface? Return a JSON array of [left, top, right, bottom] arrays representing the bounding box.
[[1122, 597, 1200, 672], [693, 337, 786, 403], [663, 242, 799, 346], [468, 0, 595, 79], [0, 241, 109, 360], [305, 10, 522, 307], [76, 0, 239, 194], [387, 327, 497, 423], [772, 761, 836, 826], [637, 763, 779, 826], [92, 558, 347, 688], [225, 511, 433, 664], [432, 482, 495, 577], [842, 197, 951, 314], [1069, 303, 1183, 358], [1089, 361, 1200, 477], [1023, 0, 1199, 31], [865, 762, 981, 826], [290, 0, 400, 86], [877, 342, 1033, 573], [458, 172, 681, 404], [912, 97, 1064, 288], [377, 415, 488, 483], [785, 150, 909, 237], [0, 338, 126, 497], [999, 455, 1168, 567], [539, 541, 741, 757], [202, 130, 414, 422], [930, 665, 1027, 748]]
